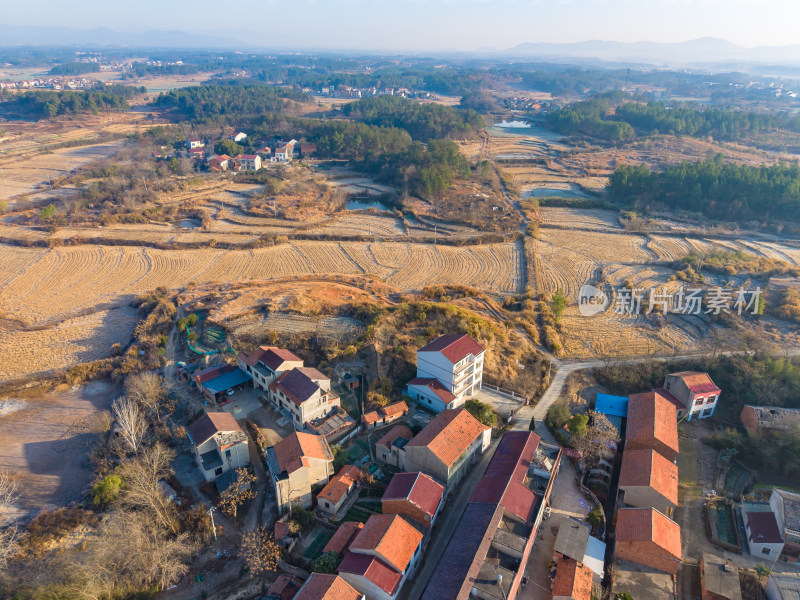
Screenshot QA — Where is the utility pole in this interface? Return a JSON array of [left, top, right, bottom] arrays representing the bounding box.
[[208, 506, 217, 541]]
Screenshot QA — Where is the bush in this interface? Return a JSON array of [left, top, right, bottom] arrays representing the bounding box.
[[529, 417, 536, 432], [92, 474, 124, 505], [312, 551, 342, 574], [464, 398, 498, 428], [547, 403, 571, 429], [567, 414, 589, 437]]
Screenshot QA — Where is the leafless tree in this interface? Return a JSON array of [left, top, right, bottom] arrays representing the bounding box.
[[126, 371, 165, 422], [218, 468, 257, 519], [112, 396, 147, 455], [119, 443, 179, 534], [240, 526, 281, 578], [0, 470, 19, 569], [571, 411, 621, 467]]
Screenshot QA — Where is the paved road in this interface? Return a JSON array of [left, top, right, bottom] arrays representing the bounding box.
[[403, 435, 502, 600]]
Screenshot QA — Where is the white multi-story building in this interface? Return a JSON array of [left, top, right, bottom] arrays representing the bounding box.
[[268, 367, 341, 427], [407, 334, 484, 412]]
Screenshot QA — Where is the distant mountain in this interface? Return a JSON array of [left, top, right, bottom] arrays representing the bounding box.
[[499, 37, 800, 67], [0, 24, 243, 48]]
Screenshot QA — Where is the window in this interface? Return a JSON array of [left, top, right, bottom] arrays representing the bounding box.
[[761, 547, 771, 555], [225, 449, 231, 459], [215, 467, 223, 476]]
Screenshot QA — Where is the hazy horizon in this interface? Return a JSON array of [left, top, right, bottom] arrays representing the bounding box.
[[2, 0, 800, 53]]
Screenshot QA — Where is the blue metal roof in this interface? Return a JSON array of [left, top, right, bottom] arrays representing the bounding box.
[[595, 393, 629, 417], [204, 369, 251, 395]]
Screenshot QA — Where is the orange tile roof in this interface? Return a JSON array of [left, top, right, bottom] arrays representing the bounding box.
[[616, 507, 682, 560], [362, 411, 381, 426], [273, 432, 333, 474], [619, 449, 678, 506], [627, 392, 679, 455], [406, 408, 489, 468], [381, 401, 409, 417], [552, 558, 593, 600], [323, 521, 364, 555], [349, 514, 423, 572], [317, 465, 362, 505], [294, 573, 362, 600]]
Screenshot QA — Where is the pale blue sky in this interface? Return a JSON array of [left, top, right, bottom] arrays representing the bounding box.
[[2, 0, 799, 51]]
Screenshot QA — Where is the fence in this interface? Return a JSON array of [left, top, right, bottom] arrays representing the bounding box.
[[482, 382, 527, 403]]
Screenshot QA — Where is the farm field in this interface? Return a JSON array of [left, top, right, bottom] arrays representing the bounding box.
[[0, 240, 523, 326], [0, 381, 119, 519]]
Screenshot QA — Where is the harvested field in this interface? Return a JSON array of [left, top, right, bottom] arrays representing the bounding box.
[[232, 313, 364, 341], [0, 381, 118, 519], [0, 306, 138, 383], [540, 207, 622, 230], [0, 240, 524, 327], [306, 214, 406, 237]]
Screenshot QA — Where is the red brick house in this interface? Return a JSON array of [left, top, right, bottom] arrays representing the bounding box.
[[382, 471, 445, 528], [626, 391, 680, 462], [552, 557, 593, 600], [323, 521, 364, 555], [362, 401, 409, 429], [619, 449, 679, 515], [615, 507, 682, 575], [294, 573, 364, 600]]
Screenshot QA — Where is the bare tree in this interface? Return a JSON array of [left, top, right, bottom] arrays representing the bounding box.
[[119, 443, 179, 534], [0, 470, 19, 569], [126, 372, 165, 422], [571, 411, 621, 467], [240, 526, 281, 578], [218, 468, 257, 519], [112, 396, 147, 455]]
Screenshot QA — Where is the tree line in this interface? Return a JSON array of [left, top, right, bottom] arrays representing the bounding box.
[[543, 95, 634, 143], [607, 155, 800, 224], [49, 62, 101, 75], [0, 85, 144, 119], [342, 94, 483, 142]]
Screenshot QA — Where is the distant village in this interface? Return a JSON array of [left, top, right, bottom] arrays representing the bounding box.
[[174, 133, 316, 173]]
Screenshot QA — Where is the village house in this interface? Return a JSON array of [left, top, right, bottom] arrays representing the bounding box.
[[235, 153, 261, 171], [229, 131, 247, 143], [626, 391, 680, 462], [300, 143, 317, 157], [766, 573, 800, 600], [553, 519, 606, 580], [324, 521, 364, 556], [402, 407, 491, 488], [294, 573, 365, 600], [186, 137, 204, 149], [742, 503, 785, 560], [741, 405, 800, 435], [552, 558, 594, 600], [207, 154, 230, 171], [769, 488, 800, 562], [701, 552, 742, 600], [376, 425, 414, 469], [268, 367, 341, 428], [237, 346, 304, 392], [266, 574, 303, 600], [266, 432, 334, 512], [186, 412, 250, 482], [421, 431, 563, 600], [382, 471, 445, 528], [618, 449, 679, 515], [362, 401, 409, 429], [407, 334, 485, 412], [615, 507, 682, 575], [337, 514, 424, 600], [188, 146, 205, 159], [316, 464, 363, 518], [655, 371, 721, 420], [192, 364, 251, 403]]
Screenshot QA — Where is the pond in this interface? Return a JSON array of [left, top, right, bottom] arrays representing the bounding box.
[[175, 218, 201, 229], [523, 185, 590, 199], [494, 120, 533, 128], [346, 198, 393, 212]]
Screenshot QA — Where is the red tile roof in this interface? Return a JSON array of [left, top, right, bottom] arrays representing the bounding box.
[[406, 408, 489, 468], [382, 472, 445, 518], [323, 521, 364, 555], [382, 401, 409, 418], [407, 378, 456, 403], [616, 507, 682, 560], [627, 391, 679, 456], [186, 412, 242, 446], [349, 514, 423, 572], [338, 552, 402, 596], [317, 464, 362, 506], [267, 574, 302, 600], [652, 387, 686, 411], [671, 371, 721, 394], [418, 334, 484, 363], [619, 449, 679, 507], [274, 520, 290, 541], [376, 425, 413, 450], [240, 346, 302, 369], [552, 558, 593, 600], [272, 432, 333, 474], [746, 511, 783, 544], [294, 573, 362, 600]]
